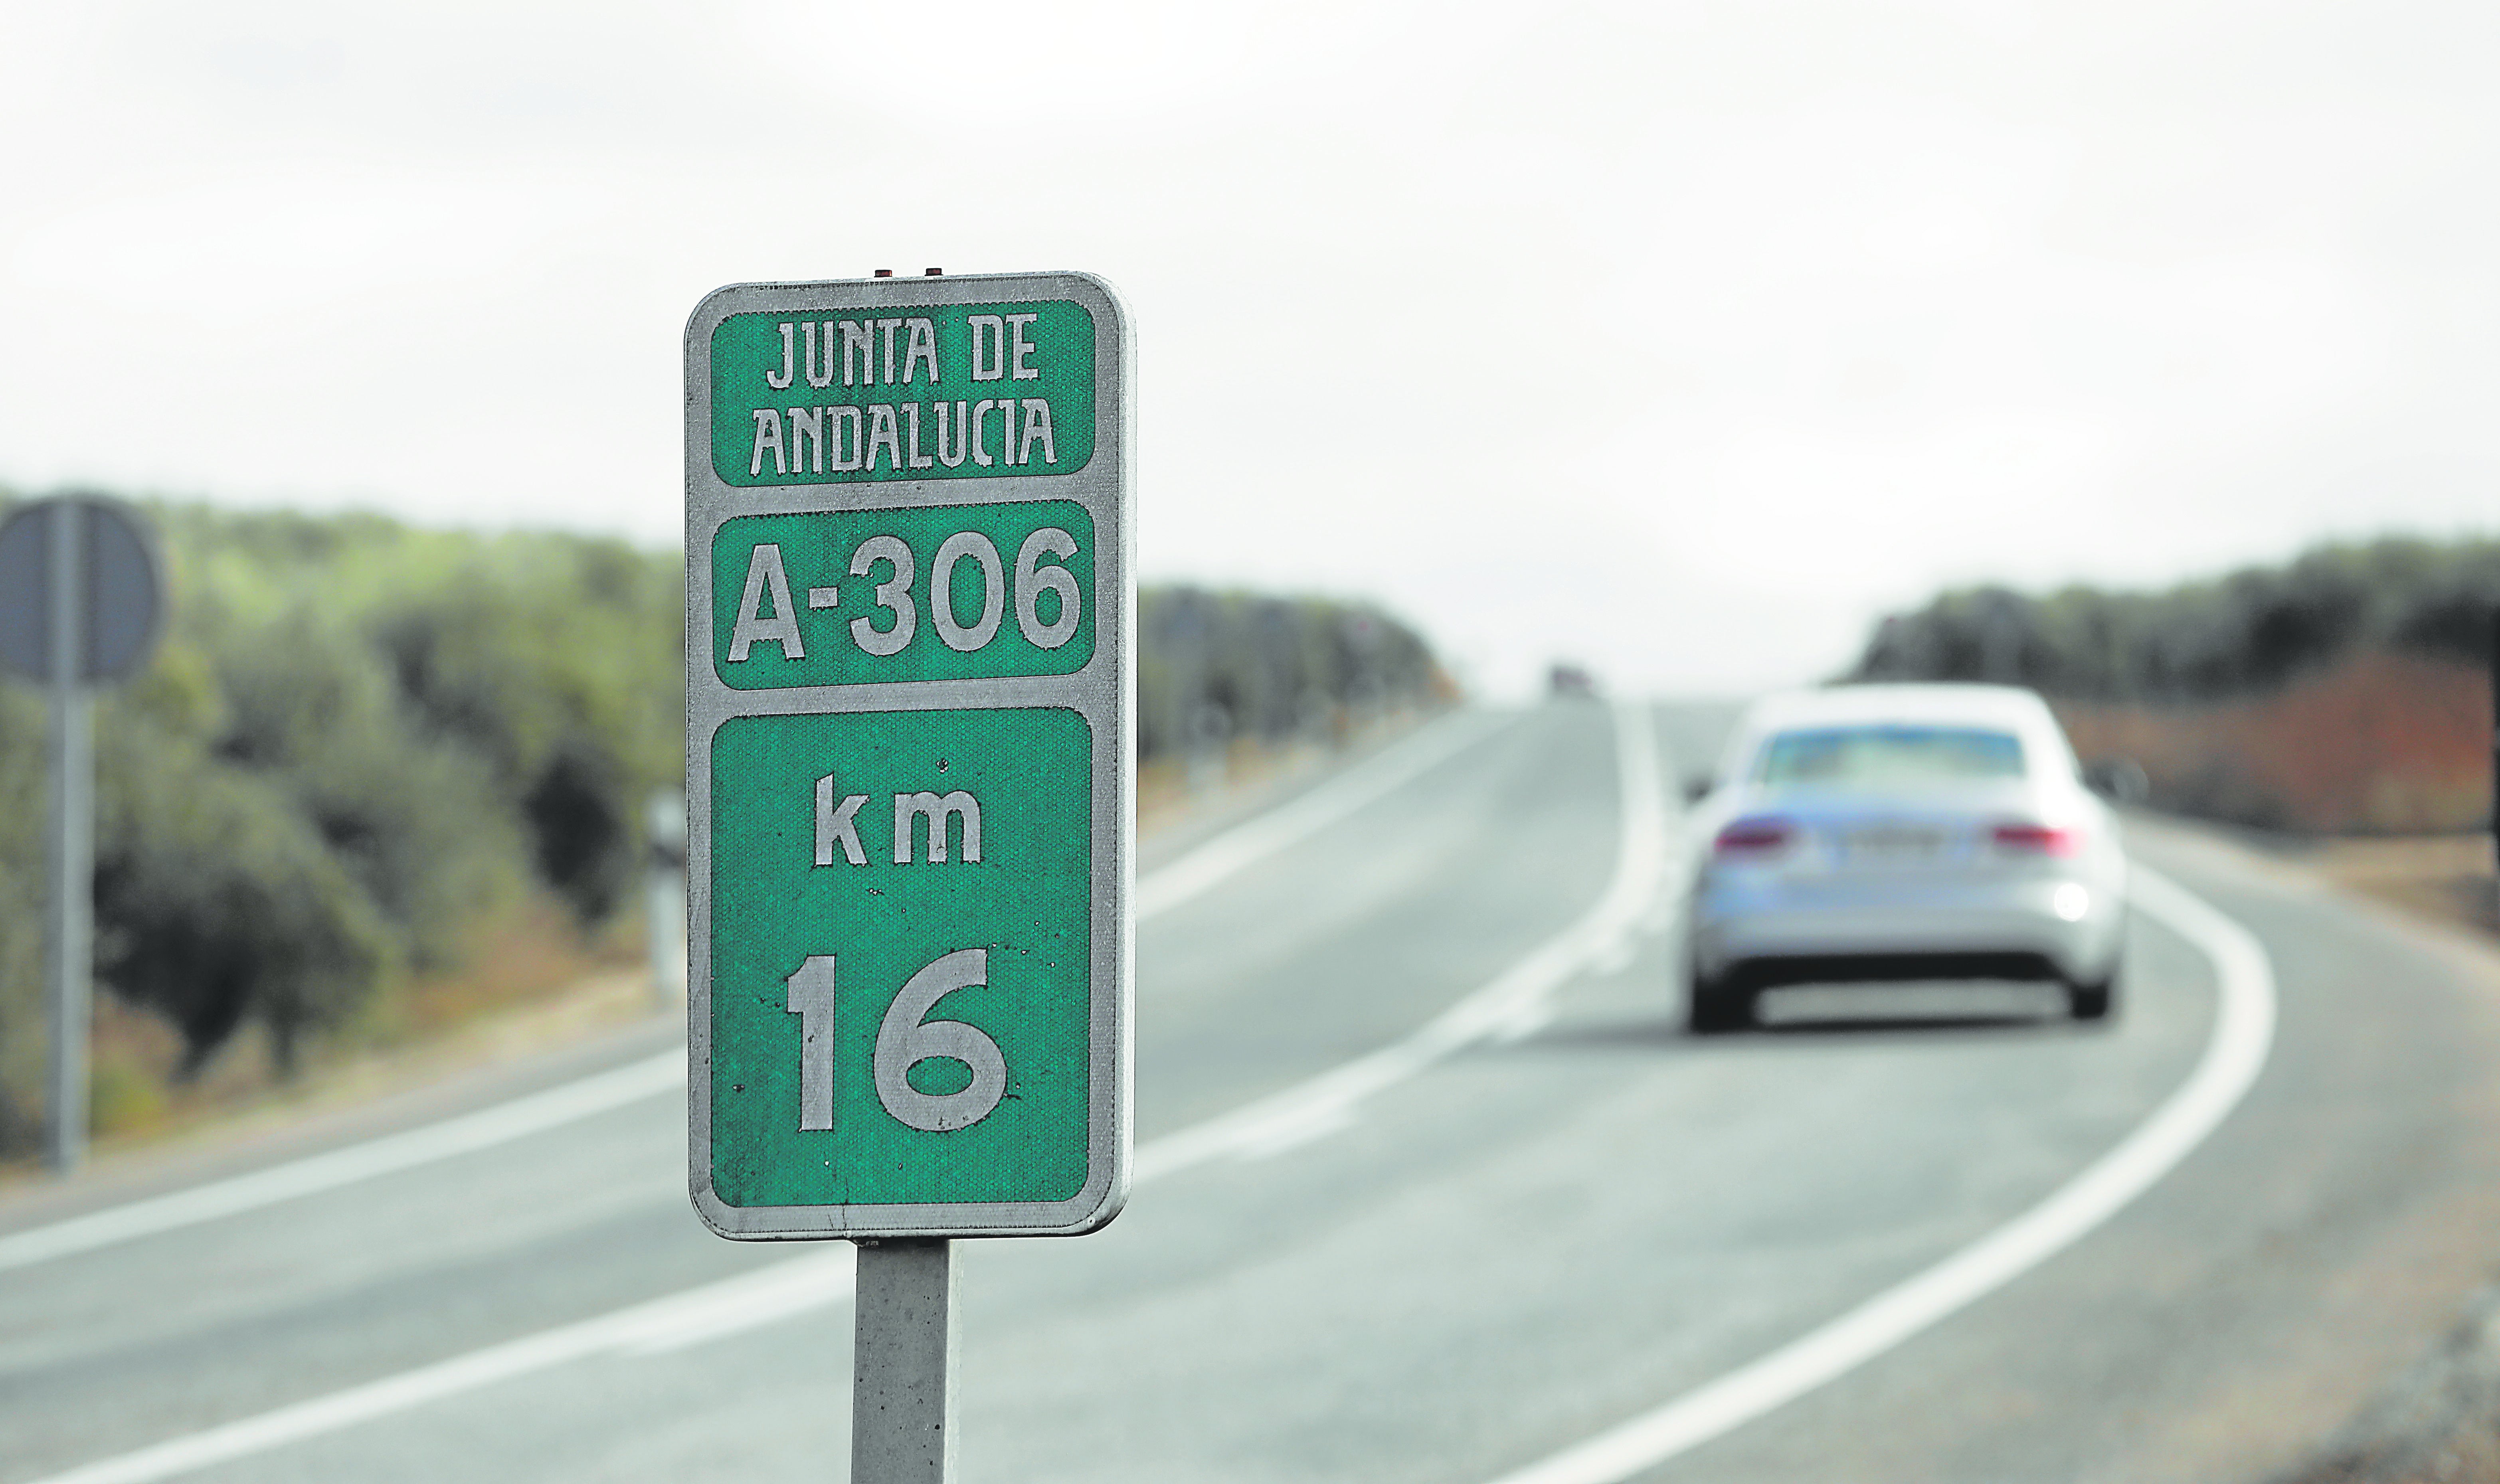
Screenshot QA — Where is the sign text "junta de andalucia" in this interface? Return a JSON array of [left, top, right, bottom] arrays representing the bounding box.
[[712, 300, 1098, 486]]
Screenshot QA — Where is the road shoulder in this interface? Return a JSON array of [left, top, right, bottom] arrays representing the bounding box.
[[2127, 814, 2500, 1484]]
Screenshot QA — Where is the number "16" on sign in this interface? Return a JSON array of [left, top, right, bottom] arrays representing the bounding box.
[[784, 950, 1007, 1134]]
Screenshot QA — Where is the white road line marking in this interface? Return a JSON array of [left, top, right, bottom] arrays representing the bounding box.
[[0, 710, 1513, 1275], [24, 1251, 863, 1484], [608, 1252, 856, 1357], [20, 702, 1663, 1484], [1134, 700, 1665, 1183], [1230, 1102, 1360, 1162], [0, 1052, 686, 1276], [1133, 708, 1511, 921], [1476, 862, 2279, 1484]]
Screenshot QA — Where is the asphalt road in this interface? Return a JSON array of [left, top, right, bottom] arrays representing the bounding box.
[[8, 700, 2500, 1483]]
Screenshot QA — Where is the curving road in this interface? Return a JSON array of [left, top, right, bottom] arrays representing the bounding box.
[[6, 701, 2500, 1483]]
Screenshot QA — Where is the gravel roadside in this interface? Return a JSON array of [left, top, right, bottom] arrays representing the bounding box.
[[2270, 831, 2500, 1484]]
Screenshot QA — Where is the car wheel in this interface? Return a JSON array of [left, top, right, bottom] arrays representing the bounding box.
[[1685, 963, 1752, 1035], [2066, 970, 2118, 1023]]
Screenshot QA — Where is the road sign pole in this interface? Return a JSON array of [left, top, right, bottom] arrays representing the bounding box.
[[0, 494, 162, 1176], [852, 1238, 959, 1483], [45, 501, 92, 1173]]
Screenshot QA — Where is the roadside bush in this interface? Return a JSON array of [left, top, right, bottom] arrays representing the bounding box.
[[0, 499, 685, 1145], [1137, 586, 1446, 759], [1849, 536, 2500, 703]]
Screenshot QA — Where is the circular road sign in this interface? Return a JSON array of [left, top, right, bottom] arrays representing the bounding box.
[[0, 496, 165, 685]]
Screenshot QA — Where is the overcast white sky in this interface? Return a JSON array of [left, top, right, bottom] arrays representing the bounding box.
[[2, 1, 2494, 696]]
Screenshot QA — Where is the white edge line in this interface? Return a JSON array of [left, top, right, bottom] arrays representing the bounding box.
[[30, 1250, 860, 1484], [1139, 700, 1664, 1183], [1475, 861, 2278, 1484], [0, 708, 1511, 1277], [20, 702, 1664, 1484], [0, 1052, 687, 1275], [1134, 707, 1510, 921]]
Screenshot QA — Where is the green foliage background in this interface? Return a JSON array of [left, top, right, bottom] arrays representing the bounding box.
[[1847, 535, 2500, 700], [1137, 585, 1444, 757], [0, 498, 1446, 1158], [0, 502, 684, 1154]]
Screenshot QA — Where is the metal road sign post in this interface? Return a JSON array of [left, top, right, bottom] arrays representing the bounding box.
[[0, 495, 165, 1172], [684, 272, 1131, 1482]]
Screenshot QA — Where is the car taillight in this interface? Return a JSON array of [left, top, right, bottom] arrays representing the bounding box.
[[1992, 822, 2081, 855], [1715, 817, 1795, 857]]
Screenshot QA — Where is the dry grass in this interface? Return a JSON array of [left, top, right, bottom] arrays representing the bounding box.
[[2302, 836, 2500, 939], [1138, 735, 1340, 837], [18, 893, 656, 1176], [2059, 650, 2491, 835]]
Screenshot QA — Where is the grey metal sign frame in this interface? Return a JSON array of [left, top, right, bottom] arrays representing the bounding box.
[[684, 271, 1132, 1240]]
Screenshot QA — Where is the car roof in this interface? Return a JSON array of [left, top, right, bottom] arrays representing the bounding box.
[[1737, 683, 2056, 731], [1717, 684, 2076, 781]]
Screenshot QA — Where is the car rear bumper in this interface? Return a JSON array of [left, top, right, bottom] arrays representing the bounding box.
[[1691, 871, 2122, 984]]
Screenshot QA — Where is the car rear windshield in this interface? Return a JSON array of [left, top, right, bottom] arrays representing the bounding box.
[[1752, 725, 2026, 788]]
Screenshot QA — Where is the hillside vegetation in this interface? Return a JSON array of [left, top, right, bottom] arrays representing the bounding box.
[[0, 499, 1445, 1158], [1851, 536, 2500, 700], [1847, 536, 2499, 832]]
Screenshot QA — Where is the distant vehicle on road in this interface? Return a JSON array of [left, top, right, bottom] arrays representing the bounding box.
[[1679, 684, 2127, 1033], [1548, 662, 1599, 699]]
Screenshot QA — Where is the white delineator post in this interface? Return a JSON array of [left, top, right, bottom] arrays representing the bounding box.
[[45, 501, 93, 1173], [647, 788, 688, 1006], [851, 1239, 959, 1483]]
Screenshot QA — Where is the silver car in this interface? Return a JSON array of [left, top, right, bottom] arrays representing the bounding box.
[[1679, 684, 2127, 1033]]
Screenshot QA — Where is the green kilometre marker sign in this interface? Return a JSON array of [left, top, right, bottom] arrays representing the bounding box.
[[686, 273, 1131, 1239]]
